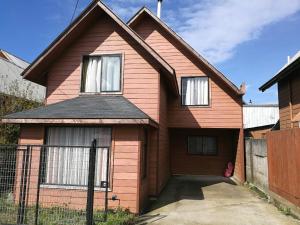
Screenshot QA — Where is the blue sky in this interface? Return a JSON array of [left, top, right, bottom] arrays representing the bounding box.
[[1, 0, 300, 104]]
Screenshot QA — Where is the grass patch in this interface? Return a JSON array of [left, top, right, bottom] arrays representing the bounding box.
[[273, 199, 299, 220], [0, 194, 136, 225], [247, 184, 268, 200], [245, 183, 299, 221]]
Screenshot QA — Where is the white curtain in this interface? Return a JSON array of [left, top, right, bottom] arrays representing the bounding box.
[[101, 56, 121, 92], [183, 77, 208, 105], [84, 57, 102, 92], [83, 56, 121, 92], [45, 127, 111, 187]]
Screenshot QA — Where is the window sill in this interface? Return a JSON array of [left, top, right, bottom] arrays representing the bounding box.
[[40, 184, 111, 192], [181, 105, 211, 108], [79, 92, 122, 96]]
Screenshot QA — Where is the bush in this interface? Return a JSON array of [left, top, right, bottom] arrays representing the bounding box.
[[0, 80, 42, 144]]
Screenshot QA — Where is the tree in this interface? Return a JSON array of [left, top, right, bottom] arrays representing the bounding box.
[[0, 80, 43, 144]]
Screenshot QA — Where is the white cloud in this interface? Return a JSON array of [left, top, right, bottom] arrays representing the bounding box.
[[177, 0, 300, 63]]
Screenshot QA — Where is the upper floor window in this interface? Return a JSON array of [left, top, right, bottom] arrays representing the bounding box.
[[81, 54, 122, 93], [181, 77, 209, 106]]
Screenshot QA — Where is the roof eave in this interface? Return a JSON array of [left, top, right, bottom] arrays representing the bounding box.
[[259, 57, 300, 92], [22, 2, 179, 95], [128, 7, 243, 96], [1, 118, 158, 128]]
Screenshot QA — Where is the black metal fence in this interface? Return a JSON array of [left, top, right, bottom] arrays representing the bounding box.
[[0, 141, 110, 225]]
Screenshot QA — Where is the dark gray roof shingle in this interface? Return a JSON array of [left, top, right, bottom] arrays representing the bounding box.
[[4, 95, 150, 119]]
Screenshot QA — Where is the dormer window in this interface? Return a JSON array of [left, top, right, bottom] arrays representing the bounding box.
[[181, 77, 209, 106], [81, 54, 122, 93]]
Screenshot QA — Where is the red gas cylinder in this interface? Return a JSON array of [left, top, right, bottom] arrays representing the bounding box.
[[224, 162, 234, 177]]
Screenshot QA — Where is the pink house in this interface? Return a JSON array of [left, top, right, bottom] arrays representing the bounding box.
[[2, 1, 245, 214]]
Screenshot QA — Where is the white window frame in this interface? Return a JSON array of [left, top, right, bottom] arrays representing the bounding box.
[[181, 76, 210, 106]]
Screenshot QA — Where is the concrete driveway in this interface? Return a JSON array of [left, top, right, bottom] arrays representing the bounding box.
[[137, 176, 300, 225]]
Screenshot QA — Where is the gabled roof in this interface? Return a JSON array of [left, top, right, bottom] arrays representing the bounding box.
[[128, 7, 244, 96], [22, 1, 178, 95], [0, 49, 29, 69], [2, 95, 157, 126], [0, 57, 45, 102], [260, 51, 300, 91]]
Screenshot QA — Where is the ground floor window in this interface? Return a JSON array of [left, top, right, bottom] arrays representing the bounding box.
[[43, 127, 111, 187], [187, 136, 217, 155]]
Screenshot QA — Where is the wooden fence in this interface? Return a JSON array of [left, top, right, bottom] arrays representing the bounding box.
[[266, 128, 300, 207], [245, 139, 268, 191]]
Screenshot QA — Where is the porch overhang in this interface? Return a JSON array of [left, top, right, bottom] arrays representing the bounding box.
[[2, 95, 158, 127], [1, 118, 157, 127]]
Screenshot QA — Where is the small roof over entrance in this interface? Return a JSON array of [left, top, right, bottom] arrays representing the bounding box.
[[2, 95, 157, 126]]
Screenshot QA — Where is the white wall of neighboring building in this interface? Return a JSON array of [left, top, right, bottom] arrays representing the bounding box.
[[0, 57, 45, 102], [243, 105, 279, 129]]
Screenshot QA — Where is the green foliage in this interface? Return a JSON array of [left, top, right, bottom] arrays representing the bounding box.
[[0, 193, 136, 225], [0, 83, 42, 144], [0, 194, 136, 225]]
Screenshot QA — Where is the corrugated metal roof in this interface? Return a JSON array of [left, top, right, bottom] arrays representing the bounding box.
[[0, 58, 45, 102], [243, 104, 279, 129], [4, 95, 150, 119]]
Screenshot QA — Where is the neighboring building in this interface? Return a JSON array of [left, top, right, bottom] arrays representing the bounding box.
[[243, 104, 279, 138], [2, 1, 245, 213], [0, 49, 45, 102], [260, 51, 300, 129]]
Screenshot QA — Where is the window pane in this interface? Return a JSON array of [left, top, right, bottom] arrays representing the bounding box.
[[82, 56, 102, 92], [188, 136, 217, 155], [44, 127, 111, 186], [101, 56, 121, 92], [203, 137, 217, 155], [182, 77, 208, 105], [188, 136, 203, 154]]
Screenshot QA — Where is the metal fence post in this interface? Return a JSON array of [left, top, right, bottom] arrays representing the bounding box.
[[103, 147, 110, 222], [17, 145, 31, 225], [86, 139, 97, 225], [35, 146, 44, 225]]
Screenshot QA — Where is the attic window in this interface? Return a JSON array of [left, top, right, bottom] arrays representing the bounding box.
[[181, 77, 209, 106], [81, 54, 122, 93]]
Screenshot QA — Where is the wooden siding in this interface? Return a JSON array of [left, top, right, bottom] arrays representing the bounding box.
[[267, 128, 300, 207], [15, 125, 143, 213], [132, 16, 243, 129], [170, 129, 236, 175], [157, 79, 170, 192], [278, 71, 300, 129], [46, 13, 160, 122], [233, 128, 245, 182]]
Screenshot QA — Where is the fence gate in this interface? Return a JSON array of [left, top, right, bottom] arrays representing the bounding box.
[[0, 143, 110, 225]]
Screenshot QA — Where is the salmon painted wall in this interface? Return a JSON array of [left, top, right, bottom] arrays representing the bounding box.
[[170, 129, 236, 175], [157, 79, 170, 192], [46, 13, 160, 122], [16, 125, 145, 213], [131, 16, 243, 129]]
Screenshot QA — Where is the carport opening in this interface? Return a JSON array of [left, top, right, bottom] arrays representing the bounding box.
[[148, 175, 236, 212], [170, 128, 241, 177]]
